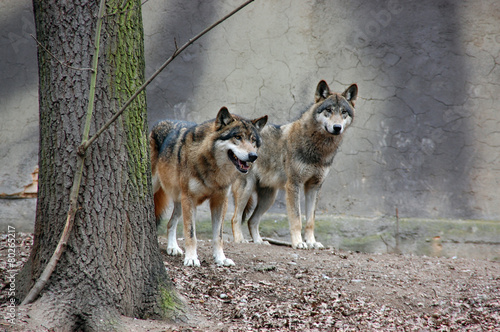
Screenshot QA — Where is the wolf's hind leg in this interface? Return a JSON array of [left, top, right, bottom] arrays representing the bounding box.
[[248, 186, 278, 244], [166, 201, 184, 256], [231, 177, 255, 243]]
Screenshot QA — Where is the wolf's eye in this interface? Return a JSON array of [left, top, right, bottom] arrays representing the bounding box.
[[235, 135, 242, 140], [342, 109, 348, 116], [251, 136, 256, 143]]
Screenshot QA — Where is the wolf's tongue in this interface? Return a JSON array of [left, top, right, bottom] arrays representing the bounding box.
[[239, 159, 249, 170]]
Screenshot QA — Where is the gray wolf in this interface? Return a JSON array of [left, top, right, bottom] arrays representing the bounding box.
[[231, 81, 358, 249], [150, 107, 267, 266]]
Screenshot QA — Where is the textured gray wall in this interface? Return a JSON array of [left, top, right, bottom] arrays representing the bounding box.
[[2, 0, 500, 230], [0, 1, 38, 195], [0, 1, 38, 231]]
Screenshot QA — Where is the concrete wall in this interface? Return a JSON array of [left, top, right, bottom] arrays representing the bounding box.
[[2, 0, 500, 230], [0, 1, 38, 231]]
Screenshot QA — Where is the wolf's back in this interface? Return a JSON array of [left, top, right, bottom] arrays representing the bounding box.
[[149, 120, 196, 169]]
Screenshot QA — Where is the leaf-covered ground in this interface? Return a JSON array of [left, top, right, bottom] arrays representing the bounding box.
[[1, 233, 499, 331], [160, 238, 500, 331]]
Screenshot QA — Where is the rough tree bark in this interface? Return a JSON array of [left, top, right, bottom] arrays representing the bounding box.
[[17, 0, 184, 330]]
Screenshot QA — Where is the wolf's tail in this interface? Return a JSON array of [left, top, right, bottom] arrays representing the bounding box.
[[149, 127, 169, 226], [149, 131, 160, 177], [154, 187, 169, 226]]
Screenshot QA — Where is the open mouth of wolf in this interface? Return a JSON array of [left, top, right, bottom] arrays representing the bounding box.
[[228, 150, 251, 173]]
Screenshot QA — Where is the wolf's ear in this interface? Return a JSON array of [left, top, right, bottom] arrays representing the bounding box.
[[315, 80, 331, 102], [252, 115, 268, 131], [343, 84, 358, 106], [215, 107, 234, 129]]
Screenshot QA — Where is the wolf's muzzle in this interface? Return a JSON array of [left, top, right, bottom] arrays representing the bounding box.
[[332, 124, 342, 135]]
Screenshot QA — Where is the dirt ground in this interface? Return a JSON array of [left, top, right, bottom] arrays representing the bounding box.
[[1, 233, 499, 331]]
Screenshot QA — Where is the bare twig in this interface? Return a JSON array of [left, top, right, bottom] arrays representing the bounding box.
[[21, 0, 107, 306], [394, 207, 401, 254], [380, 208, 402, 255], [81, 0, 255, 151], [261, 237, 293, 247], [380, 234, 391, 252], [30, 34, 94, 72]]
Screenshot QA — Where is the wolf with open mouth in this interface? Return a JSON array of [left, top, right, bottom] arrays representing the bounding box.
[[150, 107, 267, 266]]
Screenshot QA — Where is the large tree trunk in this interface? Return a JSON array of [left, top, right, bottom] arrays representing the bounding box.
[[17, 0, 183, 329]]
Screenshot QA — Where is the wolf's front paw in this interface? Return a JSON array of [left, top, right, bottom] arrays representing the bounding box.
[[215, 257, 235, 267], [184, 257, 201, 267], [253, 239, 270, 245], [166, 246, 183, 256], [252, 235, 270, 245], [293, 241, 309, 249], [307, 241, 324, 249]]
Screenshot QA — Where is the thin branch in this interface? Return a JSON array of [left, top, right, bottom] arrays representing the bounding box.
[[394, 207, 401, 254], [380, 234, 392, 252], [261, 237, 293, 247], [81, 0, 255, 151], [21, 0, 107, 306], [30, 34, 94, 72], [380, 207, 402, 255]]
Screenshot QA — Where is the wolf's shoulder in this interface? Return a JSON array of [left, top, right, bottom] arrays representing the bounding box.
[[262, 122, 284, 137], [151, 119, 197, 154]]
